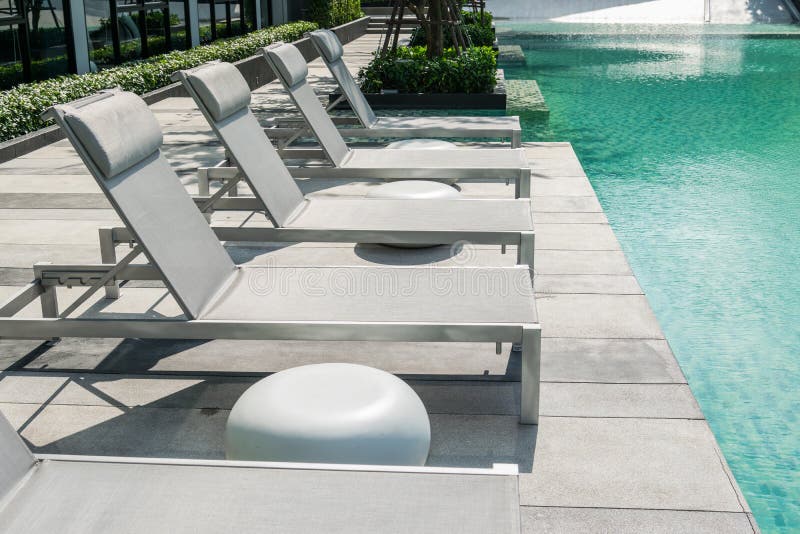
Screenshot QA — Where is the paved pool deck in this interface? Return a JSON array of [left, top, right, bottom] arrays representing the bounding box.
[[0, 33, 757, 532]]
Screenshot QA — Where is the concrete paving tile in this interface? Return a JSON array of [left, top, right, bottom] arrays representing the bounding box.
[[0, 402, 228, 459], [534, 211, 608, 224], [536, 294, 664, 339], [523, 144, 577, 160], [0, 244, 102, 268], [0, 209, 118, 221], [0, 372, 521, 416], [541, 338, 686, 383], [0, 372, 249, 409], [540, 383, 702, 418], [535, 223, 622, 251], [519, 417, 744, 511], [413, 381, 518, 415], [532, 195, 603, 213], [0, 174, 98, 193], [531, 162, 587, 178], [0, 285, 183, 320], [534, 250, 632, 275], [0, 219, 111, 245], [427, 414, 538, 470], [0, 157, 84, 172], [13, 337, 520, 379], [0, 163, 88, 175], [0, 193, 110, 209], [533, 177, 595, 196], [0, 268, 35, 285], [18, 146, 79, 159], [520, 507, 754, 534], [0, 402, 536, 468], [534, 274, 642, 295]]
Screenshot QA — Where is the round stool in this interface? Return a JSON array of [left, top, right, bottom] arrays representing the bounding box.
[[366, 180, 462, 248], [385, 138, 459, 185], [225, 363, 431, 466], [366, 180, 462, 200]]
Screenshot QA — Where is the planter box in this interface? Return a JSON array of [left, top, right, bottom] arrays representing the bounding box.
[[0, 16, 371, 163], [330, 69, 507, 110]]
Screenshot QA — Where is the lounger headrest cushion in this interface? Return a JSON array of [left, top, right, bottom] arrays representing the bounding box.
[[64, 91, 163, 179], [310, 29, 343, 63], [185, 62, 252, 122], [264, 43, 308, 88]]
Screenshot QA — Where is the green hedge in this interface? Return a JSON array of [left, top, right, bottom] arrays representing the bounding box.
[[308, 0, 363, 28], [359, 46, 497, 94], [0, 21, 316, 143]]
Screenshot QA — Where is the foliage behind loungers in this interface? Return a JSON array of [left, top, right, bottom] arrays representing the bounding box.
[[0, 20, 317, 143], [359, 46, 497, 94]]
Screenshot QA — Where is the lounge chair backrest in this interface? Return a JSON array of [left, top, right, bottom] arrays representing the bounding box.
[[0, 410, 35, 502], [309, 30, 378, 128], [48, 90, 236, 320], [176, 62, 305, 227], [261, 43, 351, 167]]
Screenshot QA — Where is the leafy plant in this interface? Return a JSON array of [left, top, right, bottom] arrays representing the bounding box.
[[359, 45, 497, 94], [460, 9, 492, 26], [308, 0, 364, 28], [98, 11, 181, 33], [0, 21, 317, 142], [409, 9, 493, 48], [410, 21, 494, 48]]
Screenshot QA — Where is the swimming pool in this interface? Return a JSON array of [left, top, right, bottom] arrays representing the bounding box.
[[499, 23, 800, 532]]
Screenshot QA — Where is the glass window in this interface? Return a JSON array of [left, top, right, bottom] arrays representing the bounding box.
[[0, 0, 69, 89]]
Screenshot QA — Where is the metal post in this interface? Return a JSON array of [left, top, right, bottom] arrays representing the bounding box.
[[520, 326, 541, 425], [253, 0, 261, 29], [17, 8, 33, 82], [138, 1, 149, 57], [109, 0, 121, 62], [98, 227, 120, 299], [163, 4, 172, 50], [64, 0, 91, 73], [209, 0, 217, 40], [517, 231, 535, 273], [187, 0, 199, 46], [225, 0, 231, 35]]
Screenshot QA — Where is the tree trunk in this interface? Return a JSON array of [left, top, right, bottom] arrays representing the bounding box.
[[426, 0, 443, 58]]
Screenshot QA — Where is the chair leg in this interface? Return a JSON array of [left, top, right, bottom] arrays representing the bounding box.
[[516, 168, 531, 199], [98, 227, 120, 299], [198, 167, 210, 197], [520, 326, 541, 425], [40, 286, 58, 318], [40, 285, 60, 343], [517, 232, 535, 273], [512, 130, 522, 148]]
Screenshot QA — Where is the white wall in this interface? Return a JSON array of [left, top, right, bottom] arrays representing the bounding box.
[[485, 0, 795, 23]]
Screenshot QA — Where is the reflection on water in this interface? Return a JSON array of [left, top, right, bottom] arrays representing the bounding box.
[[502, 24, 800, 532]]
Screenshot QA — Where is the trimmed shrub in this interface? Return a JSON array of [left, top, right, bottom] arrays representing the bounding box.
[[308, 0, 364, 28], [0, 21, 316, 143], [359, 46, 497, 94]]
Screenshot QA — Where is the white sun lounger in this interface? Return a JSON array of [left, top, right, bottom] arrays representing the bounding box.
[[256, 42, 532, 198], [150, 61, 534, 266], [301, 29, 523, 147], [0, 89, 541, 424], [0, 411, 521, 533]]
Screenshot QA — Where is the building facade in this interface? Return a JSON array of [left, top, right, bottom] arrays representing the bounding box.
[[0, 0, 302, 89]]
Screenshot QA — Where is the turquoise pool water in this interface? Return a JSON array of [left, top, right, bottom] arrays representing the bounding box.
[[500, 24, 800, 532]]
